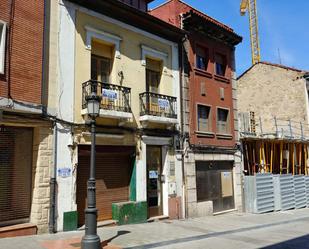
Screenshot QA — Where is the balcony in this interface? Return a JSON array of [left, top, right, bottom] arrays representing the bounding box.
[[139, 92, 178, 124], [82, 80, 132, 119]]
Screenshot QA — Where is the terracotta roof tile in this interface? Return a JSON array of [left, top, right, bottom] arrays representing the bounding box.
[[237, 61, 308, 80]]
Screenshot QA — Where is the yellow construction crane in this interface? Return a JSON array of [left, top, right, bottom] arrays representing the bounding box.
[[240, 0, 261, 64]]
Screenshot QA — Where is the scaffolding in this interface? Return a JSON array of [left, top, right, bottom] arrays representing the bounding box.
[[239, 113, 309, 175]]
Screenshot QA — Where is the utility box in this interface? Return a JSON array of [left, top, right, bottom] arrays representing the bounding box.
[[63, 211, 78, 232], [168, 182, 177, 196], [112, 201, 147, 225], [221, 171, 233, 197], [244, 174, 275, 213]]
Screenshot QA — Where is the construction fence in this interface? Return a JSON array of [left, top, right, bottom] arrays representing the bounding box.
[[244, 173, 309, 214]]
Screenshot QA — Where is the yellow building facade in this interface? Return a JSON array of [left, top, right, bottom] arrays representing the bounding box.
[[48, 0, 184, 231]]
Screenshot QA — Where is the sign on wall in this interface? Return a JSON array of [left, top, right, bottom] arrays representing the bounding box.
[[58, 168, 72, 178], [158, 98, 169, 109], [149, 170, 158, 179], [221, 171, 233, 197], [102, 89, 118, 100]]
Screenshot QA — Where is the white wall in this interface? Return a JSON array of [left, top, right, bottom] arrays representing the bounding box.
[[55, 1, 76, 231]]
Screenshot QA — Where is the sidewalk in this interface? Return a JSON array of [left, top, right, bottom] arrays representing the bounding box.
[[1, 208, 309, 249]]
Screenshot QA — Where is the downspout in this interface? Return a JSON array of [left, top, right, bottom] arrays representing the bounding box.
[[179, 14, 187, 219], [41, 0, 50, 115], [7, 0, 16, 100], [49, 122, 58, 233]]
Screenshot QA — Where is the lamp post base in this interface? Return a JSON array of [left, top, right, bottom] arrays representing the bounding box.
[[81, 234, 101, 249]]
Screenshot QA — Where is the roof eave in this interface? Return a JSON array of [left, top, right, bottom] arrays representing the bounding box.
[[66, 0, 185, 43], [182, 10, 242, 46]]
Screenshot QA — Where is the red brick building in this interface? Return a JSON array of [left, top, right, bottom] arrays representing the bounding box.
[[151, 0, 243, 217], [0, 0, 53, 237]]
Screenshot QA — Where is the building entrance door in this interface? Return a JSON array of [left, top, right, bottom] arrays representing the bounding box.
[[196, 161, 235, 213], [146, 146, 163, 218]]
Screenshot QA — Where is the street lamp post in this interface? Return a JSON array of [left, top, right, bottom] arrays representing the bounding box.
[[81, 81, 102, 249]]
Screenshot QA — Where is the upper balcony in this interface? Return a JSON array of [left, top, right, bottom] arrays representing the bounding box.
[[82, 80, 132, 119], [139, 92, 178, 125]]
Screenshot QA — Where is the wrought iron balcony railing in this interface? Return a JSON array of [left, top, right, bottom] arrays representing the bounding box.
[[82, 80, 131, 113], [139, 92, 177, 119]]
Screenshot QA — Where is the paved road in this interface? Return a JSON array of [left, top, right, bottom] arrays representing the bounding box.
[[1, 209, 309, 249]]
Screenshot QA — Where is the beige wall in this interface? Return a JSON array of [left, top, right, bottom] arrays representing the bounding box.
[[74, 11, 175, 125], [237, 63, 308, 136]]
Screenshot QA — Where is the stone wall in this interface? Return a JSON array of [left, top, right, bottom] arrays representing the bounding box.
[[30, 126, 53, 234], [231, 49, 243, 212], [237, 63, 308, 135]]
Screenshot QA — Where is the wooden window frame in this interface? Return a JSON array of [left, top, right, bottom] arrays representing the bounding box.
[[196, 104, 212, 134], [216, 106, 231, 136], [214, 52, 227, 77], [195, 44, 209, 72], [91, 54, 111, 83], [146, 68, 161, 93]]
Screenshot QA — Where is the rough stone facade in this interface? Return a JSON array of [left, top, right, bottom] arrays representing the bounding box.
[[231, 49, 243, 212], [237, 62, 309, 135], [30, 126, 53, 234]]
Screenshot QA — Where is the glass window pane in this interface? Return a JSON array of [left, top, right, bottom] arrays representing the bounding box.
[[196, 46, 208, 71], [100, 58, 110, 83], [198, 105, 210, 132], [146, 69, 160, 93], [91, 57, 98, 80], [215, 53, 226, 76], [217, 109, 229, 133]]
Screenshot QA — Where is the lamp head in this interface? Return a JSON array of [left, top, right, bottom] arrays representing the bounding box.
[[86, 93, 101, 119]]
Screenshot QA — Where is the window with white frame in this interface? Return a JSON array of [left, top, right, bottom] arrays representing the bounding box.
[[0, 21, 7, 74]]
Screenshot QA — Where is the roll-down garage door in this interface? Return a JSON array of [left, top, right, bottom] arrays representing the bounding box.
[[77, 145, 134, 226]]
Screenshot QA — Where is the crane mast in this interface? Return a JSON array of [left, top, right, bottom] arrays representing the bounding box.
[[240, 0, 261, 64]]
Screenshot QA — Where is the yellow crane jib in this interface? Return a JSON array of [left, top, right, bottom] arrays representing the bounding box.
[[240, 0, 261, 65]]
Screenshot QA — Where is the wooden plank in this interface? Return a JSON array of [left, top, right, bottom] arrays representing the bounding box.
[[280, 141, 283, 174], [245, 142, 251, 175], [304, 145, 308, 175], [298, 144, 303, 175], [270, 142, 273, 174]]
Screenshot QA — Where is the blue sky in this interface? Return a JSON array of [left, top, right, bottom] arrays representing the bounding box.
[[149, 0, 309, 75]]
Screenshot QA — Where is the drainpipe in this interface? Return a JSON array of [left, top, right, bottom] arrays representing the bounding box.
[[179, 13, 187, 219], [7, 0, 16, 100], [41, 0, 50, 115], [49, 122, 58, 233]]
